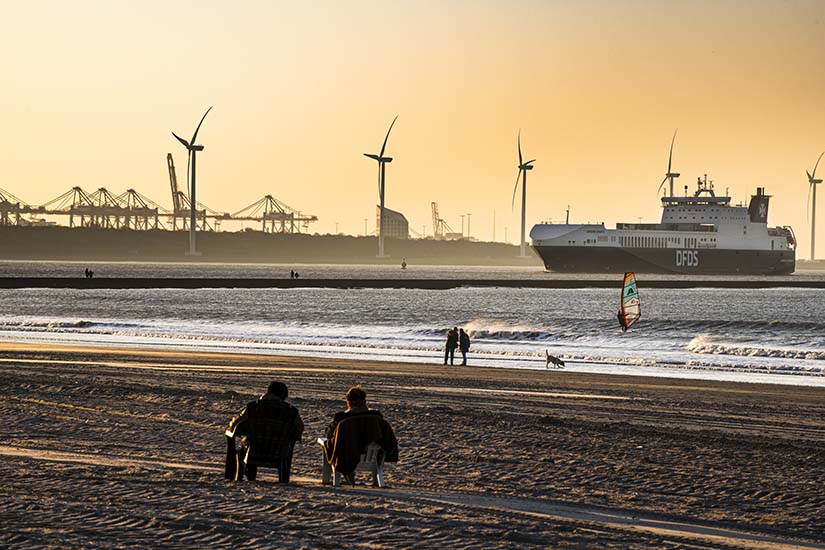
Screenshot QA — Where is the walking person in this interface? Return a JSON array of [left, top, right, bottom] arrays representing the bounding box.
[[458, 328, 470, 366], [444, 327, 458, 365]]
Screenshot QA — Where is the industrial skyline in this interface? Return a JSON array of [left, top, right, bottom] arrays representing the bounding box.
[[1, 1, 824, 256]]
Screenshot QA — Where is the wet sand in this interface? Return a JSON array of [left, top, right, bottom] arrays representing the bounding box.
[[1, 343, 824, 549]]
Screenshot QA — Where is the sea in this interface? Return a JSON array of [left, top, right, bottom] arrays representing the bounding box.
[[1, 261, 824, 387]]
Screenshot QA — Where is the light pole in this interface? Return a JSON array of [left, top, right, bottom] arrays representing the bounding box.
[[460, 215, 465, 236], [364, 218, 368, 236], [466, 213, 471, 239]]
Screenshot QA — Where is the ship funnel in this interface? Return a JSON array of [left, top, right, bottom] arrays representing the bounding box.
[[748, 188, 770, 223]]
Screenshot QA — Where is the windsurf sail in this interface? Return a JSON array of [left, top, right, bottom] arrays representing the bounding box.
[[618, 271, 641, 332]]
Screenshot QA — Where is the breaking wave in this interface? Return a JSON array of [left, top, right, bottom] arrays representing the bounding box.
[[687, 335, 825, 361]]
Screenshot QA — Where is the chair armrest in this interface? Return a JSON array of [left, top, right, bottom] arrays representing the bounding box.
[[316, 437, 327, 446], [225, 429, 236, 438]]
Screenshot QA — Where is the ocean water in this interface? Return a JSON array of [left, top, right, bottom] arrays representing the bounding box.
[[0, 262, 823, 387]]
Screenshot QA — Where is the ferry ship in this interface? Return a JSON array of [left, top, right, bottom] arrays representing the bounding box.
[[530, 177, 796, 274]]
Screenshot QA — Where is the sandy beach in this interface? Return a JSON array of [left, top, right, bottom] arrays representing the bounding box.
[[2, 343, 824, 549]]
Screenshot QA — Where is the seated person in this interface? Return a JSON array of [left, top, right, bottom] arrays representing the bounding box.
[[225, 381, 303, 480], [320, 385, 398, 484]]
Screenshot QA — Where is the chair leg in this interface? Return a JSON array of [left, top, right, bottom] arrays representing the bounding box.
[[322, 460, 332, 485], [375, 465, 385, 488], [333, 470, 341, 487], [234, 451, 245, 482]]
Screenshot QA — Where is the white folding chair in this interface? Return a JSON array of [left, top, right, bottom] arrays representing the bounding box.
[[317, 439, 386, 487]]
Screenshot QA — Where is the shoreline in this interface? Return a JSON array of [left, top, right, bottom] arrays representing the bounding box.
[[3, 338, 824, 388], [3, 276, 825, 289]]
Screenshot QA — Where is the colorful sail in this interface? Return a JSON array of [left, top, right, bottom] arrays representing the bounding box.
[[619, 272, 641, 331]]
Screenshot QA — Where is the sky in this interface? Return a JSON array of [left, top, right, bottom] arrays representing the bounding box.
[[1, 0, 824, 256]]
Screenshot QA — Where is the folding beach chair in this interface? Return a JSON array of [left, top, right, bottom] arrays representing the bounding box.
[[225, 399, 297, 483], [318, 414, 398, 487]]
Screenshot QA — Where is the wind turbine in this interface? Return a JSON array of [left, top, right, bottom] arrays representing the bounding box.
[[807, 151, 824, 260], [172, 106, 212, 255], [364, 115, 398, 258], [657, 129, 680, 198], [511, 130, 535, 257]]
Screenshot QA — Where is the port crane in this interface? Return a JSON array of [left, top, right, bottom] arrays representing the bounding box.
[[431, 202, 462, 239]]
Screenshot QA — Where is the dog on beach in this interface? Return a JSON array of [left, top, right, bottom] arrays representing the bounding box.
[[545, 351, 565, 369]]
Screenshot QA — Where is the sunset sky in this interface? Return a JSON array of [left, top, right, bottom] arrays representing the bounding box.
[[2, 0, 824, 256]]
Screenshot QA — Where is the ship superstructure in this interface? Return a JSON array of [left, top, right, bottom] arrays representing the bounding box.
[[530, 177, 796, 274]]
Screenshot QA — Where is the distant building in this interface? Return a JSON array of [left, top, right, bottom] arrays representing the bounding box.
[[376, 206, 409, 239]]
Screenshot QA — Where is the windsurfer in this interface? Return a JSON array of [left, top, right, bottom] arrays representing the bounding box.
[[617, 309, 628, 333]]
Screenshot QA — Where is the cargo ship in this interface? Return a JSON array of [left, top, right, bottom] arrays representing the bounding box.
[[530, 177, 796, 274]]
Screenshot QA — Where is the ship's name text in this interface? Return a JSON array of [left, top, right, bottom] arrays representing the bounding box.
[[675, 249, 700, 267]]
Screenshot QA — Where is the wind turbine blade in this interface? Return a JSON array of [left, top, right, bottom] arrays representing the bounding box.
[[377, 165, 382, 200], [667, 128, 678, 173], [657, 176, 668, 195], [379, 115, 398, 158], [808, 182, 813, 223], [172, 132, 190, 149], [511, 170, 522, 211], [524, 159, 536, 165], [807, 170, 813, 183], [517, 129, 523, 166], [186, 151, 192, 200], [812, 151, 825, 180], [190, 106, 213, 145]]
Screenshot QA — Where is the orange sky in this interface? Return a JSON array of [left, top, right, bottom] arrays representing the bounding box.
[[2, 0, 824, 257]]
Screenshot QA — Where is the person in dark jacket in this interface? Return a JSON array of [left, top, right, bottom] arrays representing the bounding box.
[[444, 327, 459, 365], [227, 381, 304, 440], [225, 381, 304, 479], [458, 328, 470, 366], [321, 385, 398, 484]]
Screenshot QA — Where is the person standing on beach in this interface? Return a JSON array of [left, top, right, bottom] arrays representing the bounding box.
[[444, 327, 459, 365], [458, 328, 470, 366]]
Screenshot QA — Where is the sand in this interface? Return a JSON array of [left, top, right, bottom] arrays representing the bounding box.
[[1, 343, 824, 549]]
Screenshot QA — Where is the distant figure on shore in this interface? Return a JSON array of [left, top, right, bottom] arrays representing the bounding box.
[[444, 327, 459, 365], [84, 269, 94, 279], [290, 270, 295, 279], [458, 328, 470, 366], [84, 268, 89, 279], [545, 350, 565, 369], [320, 385, 398, 485], [294, 272, 299, 279], [401, 258, 407, 269]]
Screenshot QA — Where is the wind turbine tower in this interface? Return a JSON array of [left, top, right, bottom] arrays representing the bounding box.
[[511, 130, 535, 257], [364, 116, 398, 257], [172, 106, 212, 256], [807, 152, 824, 260]]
